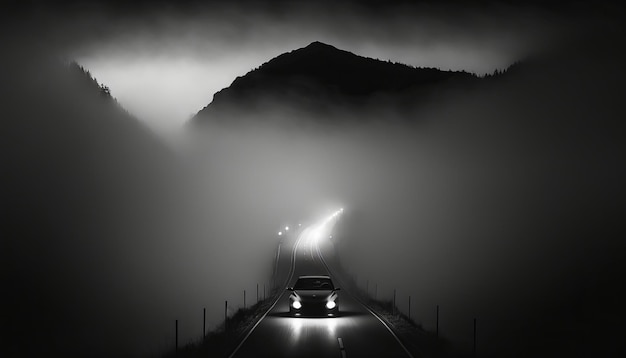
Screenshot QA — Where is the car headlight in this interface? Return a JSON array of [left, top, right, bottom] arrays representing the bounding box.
[[292, 300, 302, 309], [326, 300, 336, 309]]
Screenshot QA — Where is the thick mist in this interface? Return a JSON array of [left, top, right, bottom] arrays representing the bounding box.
[[2, 2, 625, 357], [0, 52, 311, 356], [1, 49, 355, 358], [187, 30, 625, 356]]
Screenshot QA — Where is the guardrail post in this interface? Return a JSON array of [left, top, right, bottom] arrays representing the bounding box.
[[473, 318, 477, 357], [408, 295, 411, 321], [257, 283, 259, 303], [244, 290, 246, 309], [436, 305, 439, 338], [393, 289, 396, 316], [225, 300, 228, 332], [203, 308, 206, 339]]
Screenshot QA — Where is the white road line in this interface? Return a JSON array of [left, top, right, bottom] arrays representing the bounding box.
[[338, 337, 347, 358], [228, 229, 307, 358], [316, 240, 415, 358]]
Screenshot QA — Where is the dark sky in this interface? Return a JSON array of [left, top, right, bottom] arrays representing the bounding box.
[[3, 0, 615, 133]]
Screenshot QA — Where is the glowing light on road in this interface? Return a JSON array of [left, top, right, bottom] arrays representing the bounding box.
[[310, 227, 321, 239], [278, 231, 282, 236], [308, 208, 345, 243], [285, 226, 289, 231], [285, 317, 339, 341]]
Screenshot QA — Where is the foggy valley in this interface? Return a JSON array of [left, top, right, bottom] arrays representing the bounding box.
[[2, 1, 625, 357]]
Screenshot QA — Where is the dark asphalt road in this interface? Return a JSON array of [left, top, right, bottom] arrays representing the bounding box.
[[231, 220, 413, 358]]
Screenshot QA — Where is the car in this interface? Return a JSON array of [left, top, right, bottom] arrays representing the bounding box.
[[287, 275, 340, 316]]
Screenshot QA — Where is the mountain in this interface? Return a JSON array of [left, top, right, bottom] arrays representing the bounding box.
[[192, 41, 479, 124]]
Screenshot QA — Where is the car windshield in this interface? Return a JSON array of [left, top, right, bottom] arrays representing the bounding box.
[[294, 278, 334, 290]]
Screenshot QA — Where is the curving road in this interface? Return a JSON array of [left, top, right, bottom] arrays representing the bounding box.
[[230, 218, 413, 358]]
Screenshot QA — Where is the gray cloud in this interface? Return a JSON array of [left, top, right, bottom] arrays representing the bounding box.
[[3, 1, 584, 133]]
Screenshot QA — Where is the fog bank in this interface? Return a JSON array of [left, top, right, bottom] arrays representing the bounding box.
[[188, 30, 625, 356]]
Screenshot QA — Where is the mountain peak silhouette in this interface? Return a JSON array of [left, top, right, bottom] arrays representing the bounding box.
[[193, 41, 478, 123], [305, 40, 337, 49]]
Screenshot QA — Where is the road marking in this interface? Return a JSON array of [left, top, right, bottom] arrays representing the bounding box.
[[338, 337, 346, 358], [228, 229, 307, 358], [316, 241, 415, 358]]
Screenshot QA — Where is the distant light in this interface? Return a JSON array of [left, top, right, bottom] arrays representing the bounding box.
[[326, 301, 336, 309], [285, 226, 289, 231], [278, 232, 282, 236], [329, 235, 333, 239], [298, 223, 302, 227]]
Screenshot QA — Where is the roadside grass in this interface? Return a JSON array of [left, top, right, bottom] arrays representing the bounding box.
[[358, 297, 473, 358], [325, 254, 473, 358], [159, 290, 280, 358]]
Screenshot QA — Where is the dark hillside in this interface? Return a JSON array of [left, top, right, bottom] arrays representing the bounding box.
[[1, 55, 191, 357], [193, 41, 478, 124]]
